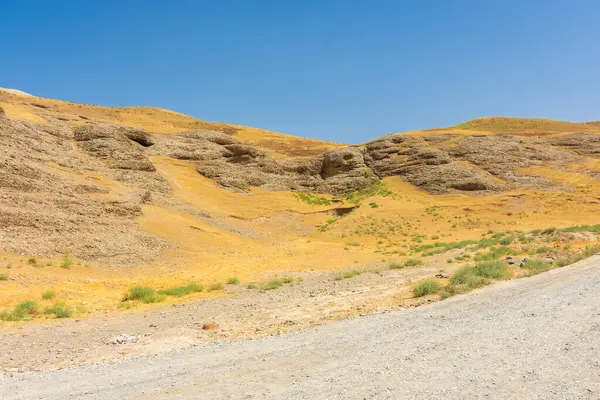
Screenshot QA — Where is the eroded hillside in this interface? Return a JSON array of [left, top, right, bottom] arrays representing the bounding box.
[[1, 89, 600, 322]]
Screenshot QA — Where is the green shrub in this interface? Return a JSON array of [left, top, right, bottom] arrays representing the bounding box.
[[0, 273, 8, 281], [226, 277, 240, 285], [404, 258, 424, 267], [247, 283, 259, 289], [413, 279, 440, 297], [44, 301, 71, 319], [207, 283, 224, 292], [522, 259, 550, 275], [335, 270, 362, 280], [473, 260, 509, 279], [264, 279, 284, 290], [123, 287, 164, 303], [61, 257, 74, 269], [14, 300, 40, 316], [41, 290, 56, 300], [28, 257, 37, 266]]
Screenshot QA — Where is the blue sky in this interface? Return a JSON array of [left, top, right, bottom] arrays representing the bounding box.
[[1, 0, 599, 143]]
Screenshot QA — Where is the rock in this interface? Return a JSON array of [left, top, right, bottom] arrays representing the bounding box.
[[435, 273, 449, 279], [544, 258, 554, 264], [0, 106, 5, 116], [202, 322, 219, 331], [107, 334, 138, 345]]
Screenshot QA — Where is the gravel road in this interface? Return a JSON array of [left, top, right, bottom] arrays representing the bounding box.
[[2, 256, 600, 399]]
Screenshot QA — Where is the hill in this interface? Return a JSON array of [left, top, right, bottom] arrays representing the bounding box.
[[0, 91, 599, 328]]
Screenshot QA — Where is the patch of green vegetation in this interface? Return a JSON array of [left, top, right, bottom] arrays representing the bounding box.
[[0, 273, 8, 281], [207, 283, 224, 292], [61, 256, 74, 269], [41, 290, 56, 300], [334, 270, 362, 280], [15, 300, 40, 316], [413, 279, 440, 297], [0, 300, 43, 321], [226, 277, 240, 285], [44, 301, 72, 319], [247, 283, 259, 289], [158, 282, 204, 297], [443, 261, 508, 298], [27, 257, 38, 266], [522, 259, 550, 275], [561, 224, 600, 233], [346, 242, 361, 247], [296, 192, 331, 206], [122, 287, 165, 304], [282, 277, 293, 284], [389, 258, 423, 269], [318, 218, 338, 232], [346, 181, 392, 204], [264, 279, 284, 290], [369, 202, 379, 208]]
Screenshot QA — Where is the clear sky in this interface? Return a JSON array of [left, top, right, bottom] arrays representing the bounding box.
[[1, 0, 599, 143]]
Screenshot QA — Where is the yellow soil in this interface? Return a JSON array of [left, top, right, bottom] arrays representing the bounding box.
[[407, 116, 600, 137]]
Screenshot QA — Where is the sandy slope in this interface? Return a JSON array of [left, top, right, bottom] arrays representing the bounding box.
[[2, 255, 599, 400]]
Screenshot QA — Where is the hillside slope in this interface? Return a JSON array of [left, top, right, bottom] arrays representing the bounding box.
[[0, 91, 599, 320]]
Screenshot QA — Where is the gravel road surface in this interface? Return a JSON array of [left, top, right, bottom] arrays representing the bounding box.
[[2, 256, 599, 399]]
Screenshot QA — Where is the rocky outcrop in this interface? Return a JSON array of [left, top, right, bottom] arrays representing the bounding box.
[[151, 131, 377, 194]]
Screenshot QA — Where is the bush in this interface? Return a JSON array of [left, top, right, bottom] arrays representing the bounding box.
[[226, 277, 240, 285], [207, 283, 224, 292], [473, 260, 509, 279], [14, 300, 40, 316], [522, 259, 551, 275], [41, 290, 56, 300], [0, 273, 8, 281], [44, 301, 71, 319], [61, 256, 74, 269], [123, 287, 165, 303], [404, 258, 424, 267], [413, 279, 440, 297], [264, 279, 283, 290], [0, 300, 41, 321]]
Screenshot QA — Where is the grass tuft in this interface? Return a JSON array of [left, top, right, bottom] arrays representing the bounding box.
[[123, 287, 165, 303], [413, 279, 440, 297], [41, 290, 56, 300], [389, 258, 423, 269], [226, 277, 240, 285], [334, 270, 362, 280], [158, 282, 204, 297], [44, 301, 71, 318], [264, 279, 284, 290], [0, 273, 8, 281]]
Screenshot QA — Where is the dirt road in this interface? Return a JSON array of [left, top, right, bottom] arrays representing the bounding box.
[[2, 256, 600, 399]]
